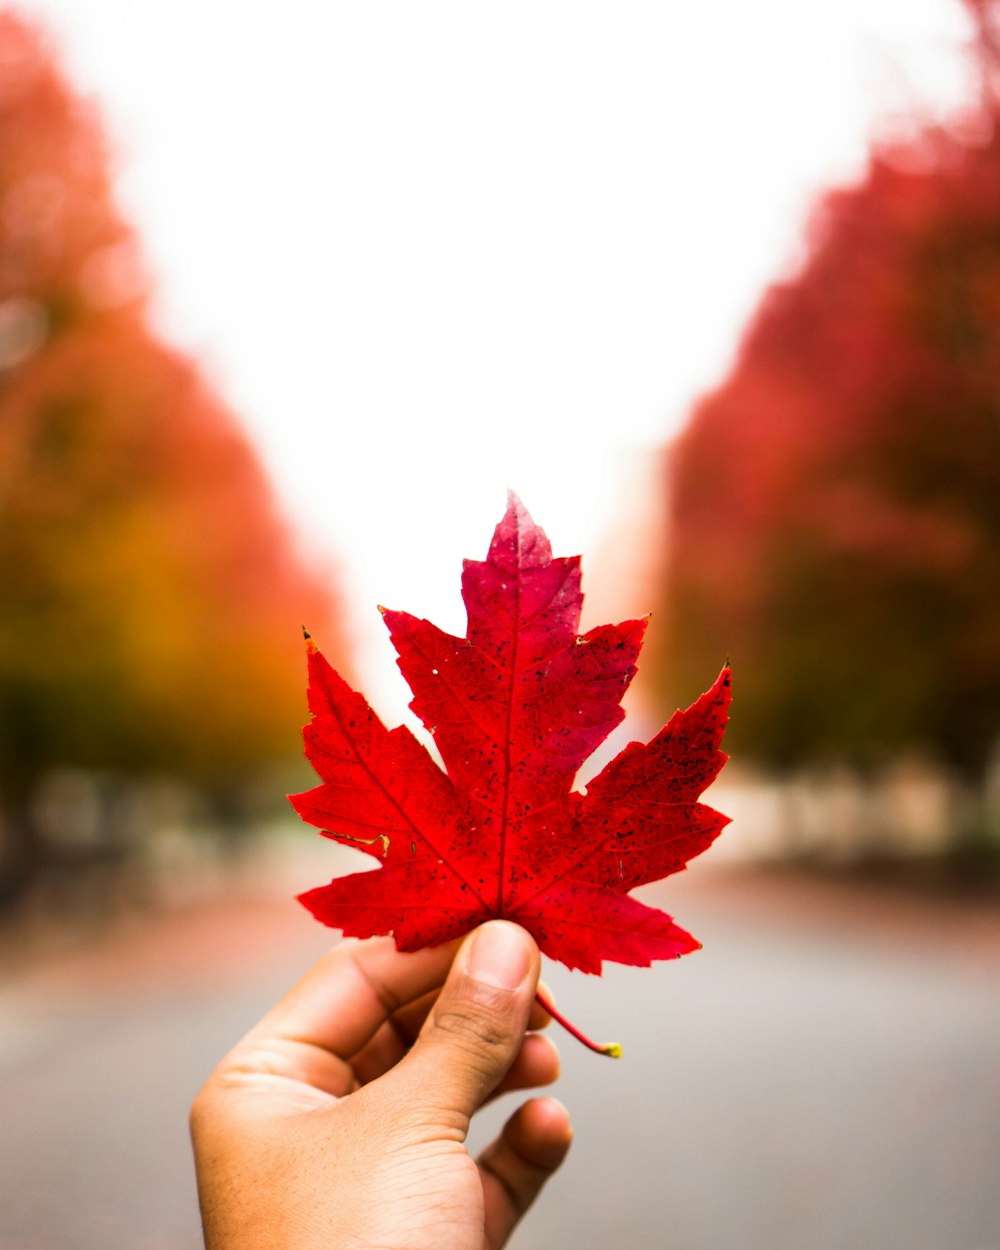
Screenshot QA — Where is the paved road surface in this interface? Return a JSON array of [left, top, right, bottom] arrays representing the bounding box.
[[1, 862, 999, 1250]]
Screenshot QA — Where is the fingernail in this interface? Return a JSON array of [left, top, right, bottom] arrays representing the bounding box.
[[467, 922, 533, 990]]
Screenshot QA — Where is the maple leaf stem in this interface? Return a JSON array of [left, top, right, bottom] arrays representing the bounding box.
[[534, 989, 622, 1059]]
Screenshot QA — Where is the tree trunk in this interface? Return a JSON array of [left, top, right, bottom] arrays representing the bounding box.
[[0, 781, 42, 907]]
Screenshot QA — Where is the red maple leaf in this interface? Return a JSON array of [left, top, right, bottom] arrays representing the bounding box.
[[291, 496, 731, 1048]]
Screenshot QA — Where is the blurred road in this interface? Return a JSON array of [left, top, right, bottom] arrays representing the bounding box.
[[1, 859, 999, 1250]]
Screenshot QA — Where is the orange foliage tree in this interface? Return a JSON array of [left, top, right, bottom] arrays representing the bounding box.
[[655, 1, 1000, 808], [0, 13, 347, 898]]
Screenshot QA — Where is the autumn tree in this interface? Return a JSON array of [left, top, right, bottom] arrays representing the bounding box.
[[654, 0, 1000, 819], [0, 13, 348, 899]]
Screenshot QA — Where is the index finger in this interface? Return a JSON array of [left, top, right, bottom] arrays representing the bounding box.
[[247, 935, 462, 1062]]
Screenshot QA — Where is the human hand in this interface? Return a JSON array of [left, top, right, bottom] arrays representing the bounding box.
[[190, 920, 571, 1250]]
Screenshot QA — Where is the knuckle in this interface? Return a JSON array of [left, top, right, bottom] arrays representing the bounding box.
[[432, 996, 515, 1057]]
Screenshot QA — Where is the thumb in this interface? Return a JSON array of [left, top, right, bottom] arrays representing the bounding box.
[[390, 921, 540, 1126]]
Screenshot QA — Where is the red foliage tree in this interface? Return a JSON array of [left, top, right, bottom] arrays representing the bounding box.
[[655, 1, 1000, 801], [0, 13, 348, 898]]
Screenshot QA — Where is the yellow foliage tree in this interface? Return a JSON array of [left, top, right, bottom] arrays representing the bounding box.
[[0, 13, 348, 898]]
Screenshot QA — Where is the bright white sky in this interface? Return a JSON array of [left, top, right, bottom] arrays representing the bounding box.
[[16, 0, 974, 718]]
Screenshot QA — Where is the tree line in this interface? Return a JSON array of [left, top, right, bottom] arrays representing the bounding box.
[[0, 13, 348, 901], [654, 0, 999, 851]]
